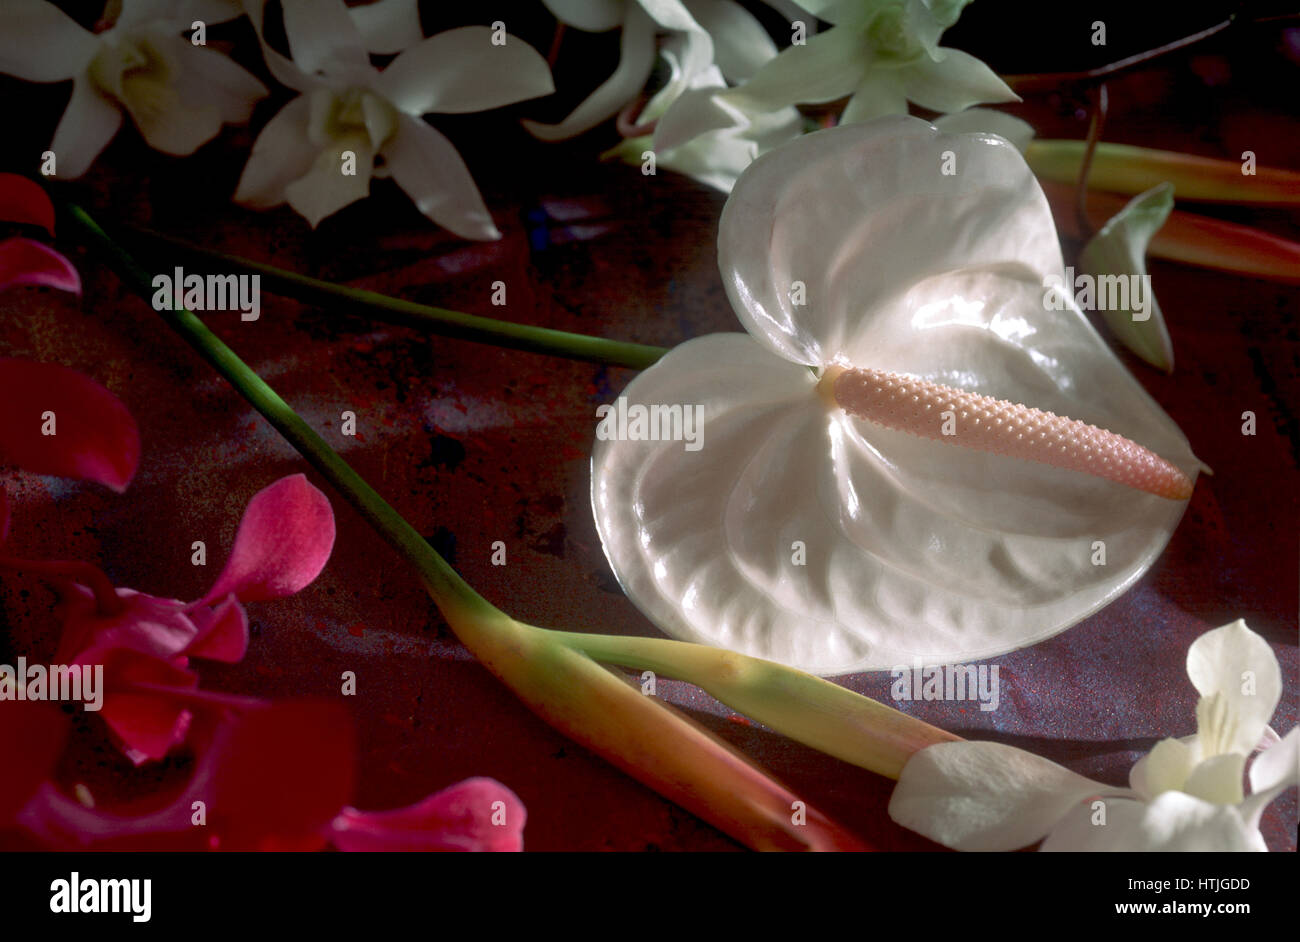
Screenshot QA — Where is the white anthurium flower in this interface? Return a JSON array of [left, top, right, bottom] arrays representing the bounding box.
[[0, 0, 264, 178], [658, 0, 1017, 153], [605, 31, 802, 192], [591, 116, 1201, 675], [524, 0, 711, 141], [235, 0, 553, 237], [889, 619, 1298, 851]]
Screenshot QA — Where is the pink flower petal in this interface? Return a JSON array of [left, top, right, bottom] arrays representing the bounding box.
[[0, 700, 68, 823], [86, 646, 199, 764], [0, 359, 140, 492], [197, 474, 335, 605], [0, 173, 56, 234], [330, 777, 527, 851], [183, 594, 249, 663], [0, 238, 80, 294], [56, 585, 199, 664]]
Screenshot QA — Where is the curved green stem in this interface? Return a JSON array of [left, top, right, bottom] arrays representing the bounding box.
[[121, 225, 669, 370]]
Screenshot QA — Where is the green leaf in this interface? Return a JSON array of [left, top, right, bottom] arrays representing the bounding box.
[[1079, 182, 1176, 372]]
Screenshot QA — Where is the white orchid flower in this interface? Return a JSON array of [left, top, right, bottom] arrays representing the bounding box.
[[525, 0, 712, 141], [0, 0, 265, 178], [889, 619, 1298, 851], [235, 0, 553, 237], [592, 116, 1201, 675], [658, 0, 1017, 154], [606, 27, 802, 192]]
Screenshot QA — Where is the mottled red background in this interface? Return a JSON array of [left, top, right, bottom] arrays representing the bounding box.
[[1, 2, 1296, 850]]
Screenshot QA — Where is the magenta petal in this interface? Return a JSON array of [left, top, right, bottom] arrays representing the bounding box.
[[198, 474, 335, 605], [0, 173, 56, 234], [329, 777, 527, 852], [0, 238, 80, 295], [87, 646, 199, 764], [0, 359, 140, 492], [1, 700, 68, 823], [183, 595, 249, 663], [56, 585, 198, 665]]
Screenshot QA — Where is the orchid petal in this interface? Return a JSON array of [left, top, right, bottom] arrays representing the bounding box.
[[1186, 619, 1282, 759], [0, 0, 98, 81], [1040, 790, 1265, 851], [685, 0, 776, 82], [1182, 752, 1246, 805], [932, 107, 1035, 154], [376, 26, 553, 116], [233, 96, 316, 209], [887, 741, 1112, 852], [183, 594, 249, 663], [543, 0, 626, 32], [383, 115, 500, 241], [48, 76, 123, 179], [523, 3, 657, 141], [1241, 726, 1299, 829], [116, 0, 243, 29], [0, 359, 140, 492], [596, 119, 1197, 672], [653, 86, 741, 153], [725, 23, 868, 111], [900, 46, 1019, 114], [283, 131, 374, 227], [0, 701, 68, 823], [640, 1, 714, 107], [194, 474, 334, 607], [240, 0, 318, 92], [350, 0, 423, 54], [330, 777, 526, 851], [0, 238, 80, 295], [1128, 736, 1195, 800], [281, 0, 369, 78], [56, 586, 197, 664], [0, 173, 56, 233], [840, 71, 907, 123], [92, 646, 199, 764], [1079, 183, 1175, 372]]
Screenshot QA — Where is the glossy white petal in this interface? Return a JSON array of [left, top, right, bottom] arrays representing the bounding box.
[[1040, 791, 1265, 851], [840, 70, 907, 123], [932, 107, 1035, 154], [233, 96, 316, 207], [1241, 726, 1299, 829], [900, 46, 1019, 114], [349, 0, 423, 54], [685, 0, 777, 82], [523, 2, 656, 141], [596, 118, 1197, 672], [383, 115, 500, 241], [377, 27, 553, 116], [48, 76, 123, 179], [1186, 619, 1282, 759], [543, 0, 626, 32], [887, 741, 1112, 852], [0, 0, 98, 81]]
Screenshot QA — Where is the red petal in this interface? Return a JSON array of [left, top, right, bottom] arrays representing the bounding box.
[[0, 173, 56, 234], [198, 474, 335, 605], [330, 777, 527, 852], [0, 359, 140, 492], [205, 700, 356, 851], [56, 585, 198, 664], [90, 646, 199, 764], [183, 595, 249, 663], [0, 238, 80, 294], [0, 700, 68, 822]]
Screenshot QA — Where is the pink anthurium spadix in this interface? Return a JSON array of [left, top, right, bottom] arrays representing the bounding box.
[[592, 116, 1201, 675]]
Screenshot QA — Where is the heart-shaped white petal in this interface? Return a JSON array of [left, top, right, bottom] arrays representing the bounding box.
[[887, 741, 1113, 852], [594, 117, 1198, 673]]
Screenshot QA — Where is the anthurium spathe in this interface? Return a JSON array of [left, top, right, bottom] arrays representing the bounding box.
[[235, 0, 553, 237], [592, 116, 1200, 675], [0, 0, 266, 178], [888, 620, 1297, 851]]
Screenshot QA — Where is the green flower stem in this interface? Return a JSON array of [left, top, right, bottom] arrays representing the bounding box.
[[121, 225, 669, 370], [551, 630, 959, 780], [64, 202, 876, 851]]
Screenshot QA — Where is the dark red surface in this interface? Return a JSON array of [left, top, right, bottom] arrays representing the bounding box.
[[1, 15, 1297, 851]]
